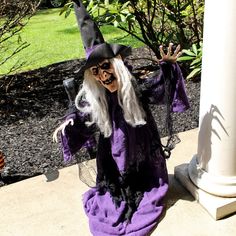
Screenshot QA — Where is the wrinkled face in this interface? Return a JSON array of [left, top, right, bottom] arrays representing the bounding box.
[[90, 59, 118, 93]]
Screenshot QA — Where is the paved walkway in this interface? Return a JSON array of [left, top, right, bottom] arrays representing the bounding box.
[[0, 128, 235, 236]]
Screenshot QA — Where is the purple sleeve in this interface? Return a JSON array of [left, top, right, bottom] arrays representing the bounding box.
[[164, 62, 190, 112], [139, 62, 190, 112], [60, 111, 95, 162]]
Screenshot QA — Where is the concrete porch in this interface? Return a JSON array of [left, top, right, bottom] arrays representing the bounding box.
[[0, 128, 235, 236]]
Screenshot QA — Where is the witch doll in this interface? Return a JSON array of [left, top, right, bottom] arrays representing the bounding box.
[[53, 0, 190, 235]]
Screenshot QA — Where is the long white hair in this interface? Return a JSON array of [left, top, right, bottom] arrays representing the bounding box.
[[75, 56, 146, 137]]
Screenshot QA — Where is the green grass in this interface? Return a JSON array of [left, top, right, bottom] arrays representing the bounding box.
[[0, 8, 143, 75]]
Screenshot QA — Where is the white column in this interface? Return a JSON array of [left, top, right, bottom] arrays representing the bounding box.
[[175, 0, 236, 219], [188, 0, 236, 197]]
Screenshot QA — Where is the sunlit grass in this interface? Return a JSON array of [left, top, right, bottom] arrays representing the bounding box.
[[0, 8, 143, 75]]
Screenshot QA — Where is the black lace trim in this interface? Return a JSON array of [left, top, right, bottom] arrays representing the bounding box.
[[97, 157, 156, 221]]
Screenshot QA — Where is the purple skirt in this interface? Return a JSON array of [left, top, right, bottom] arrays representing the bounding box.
[[83, 180, 168, 236]]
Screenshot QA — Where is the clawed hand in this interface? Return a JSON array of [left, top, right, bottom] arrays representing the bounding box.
[[158, 43, 182, 63], [53, 118, 74, 143]]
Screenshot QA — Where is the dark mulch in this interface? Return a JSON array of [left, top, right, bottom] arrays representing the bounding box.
[[0, 47, 200, 186]]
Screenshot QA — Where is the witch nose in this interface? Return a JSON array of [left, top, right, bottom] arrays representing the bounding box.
[[99, 70, 109, 78]]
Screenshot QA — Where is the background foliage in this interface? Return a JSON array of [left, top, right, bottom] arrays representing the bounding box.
[[0, 0, 40, 76], [1, 0, 204, 79], [62, 0, 204, 79], [62, 0, 204, 57]]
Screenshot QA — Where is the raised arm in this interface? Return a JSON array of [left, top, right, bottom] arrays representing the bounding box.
[[138, 43, 190, 112]]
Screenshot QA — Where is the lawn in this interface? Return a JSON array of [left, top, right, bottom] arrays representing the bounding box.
[[0, 8, 143, 75]]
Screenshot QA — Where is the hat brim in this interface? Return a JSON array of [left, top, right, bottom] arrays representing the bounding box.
[[76, 43, 131, 74]]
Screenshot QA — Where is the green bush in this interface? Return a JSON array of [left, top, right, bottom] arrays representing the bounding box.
[[62, 0, 204, 59], [178, 42, 202, 80]]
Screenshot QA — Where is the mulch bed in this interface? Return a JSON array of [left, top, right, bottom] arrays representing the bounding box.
[[0, 47, 200, 186]]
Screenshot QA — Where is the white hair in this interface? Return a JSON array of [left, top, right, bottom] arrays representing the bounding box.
[[75, 56, 146, 137]]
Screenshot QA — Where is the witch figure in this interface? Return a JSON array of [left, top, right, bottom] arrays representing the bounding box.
[[53, 0, 190, 235]]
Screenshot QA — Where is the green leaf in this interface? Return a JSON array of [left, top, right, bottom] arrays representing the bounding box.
[[114, 20, 119, 27], [192, 44, 197, 55], [182, 49, 196, 56], [109, 9, 119, 14], [121, 1, 131, 10], [104, 0, 110, 6], [180, 2, 190, 11], [121, 9, 130, 14], [87, 0, 93, 9], [190, 57, 201, 66], [105, 15, 113, 22], [187, 68, 201, 79], [120, 14, 126, 22], [126, 14, 135, 23], [91, 5, 98, 14], [177, 56, 194, 61]]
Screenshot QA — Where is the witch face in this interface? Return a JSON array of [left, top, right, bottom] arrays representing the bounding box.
[[90, 59, 118, 93]]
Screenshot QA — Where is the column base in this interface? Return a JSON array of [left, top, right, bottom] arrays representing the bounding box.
[[188, 155, 236, 197], [174, 163, 236, 220]]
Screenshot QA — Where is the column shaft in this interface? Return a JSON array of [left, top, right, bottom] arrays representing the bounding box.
[[188, 0, 236, 197]]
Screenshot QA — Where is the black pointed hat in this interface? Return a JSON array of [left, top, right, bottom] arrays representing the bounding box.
[[72, 0, 131, 73]]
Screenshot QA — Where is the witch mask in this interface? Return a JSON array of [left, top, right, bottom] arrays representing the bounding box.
[[90, 59, 118, 93]]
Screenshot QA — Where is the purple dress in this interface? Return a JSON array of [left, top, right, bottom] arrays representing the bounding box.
[[60, 62, 189, 236]]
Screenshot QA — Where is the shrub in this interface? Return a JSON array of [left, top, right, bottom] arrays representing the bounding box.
[[61, 0, 204, 59], [178, 42, 202, 80]]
